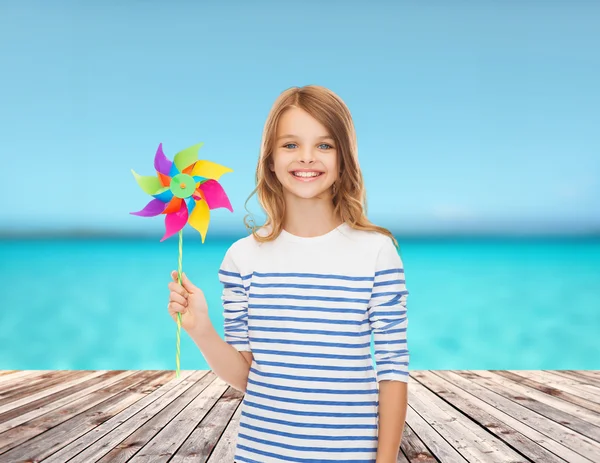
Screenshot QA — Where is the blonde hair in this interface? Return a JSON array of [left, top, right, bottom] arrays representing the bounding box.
[[243, 85, 399, 250]]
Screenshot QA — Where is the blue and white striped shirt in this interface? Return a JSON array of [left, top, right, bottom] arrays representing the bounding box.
[[218, 222, 409, 463]]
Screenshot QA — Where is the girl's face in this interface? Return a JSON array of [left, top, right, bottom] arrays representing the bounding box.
[[270, 107, 339, 201]]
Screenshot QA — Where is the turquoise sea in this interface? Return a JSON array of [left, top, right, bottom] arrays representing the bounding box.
[[1, 236, 599, 371]]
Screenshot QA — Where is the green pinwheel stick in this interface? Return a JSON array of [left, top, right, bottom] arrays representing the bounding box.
[[130, 142, 234, 378]]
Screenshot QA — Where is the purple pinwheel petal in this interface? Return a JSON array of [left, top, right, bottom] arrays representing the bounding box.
[[154, 143, 172, 176], [130, 198, 167, 217]]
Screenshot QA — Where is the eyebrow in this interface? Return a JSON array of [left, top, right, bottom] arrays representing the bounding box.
[[276, 134, 334, 141]]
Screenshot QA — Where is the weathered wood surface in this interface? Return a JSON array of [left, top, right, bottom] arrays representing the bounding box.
[[0, 370, 598, 462]]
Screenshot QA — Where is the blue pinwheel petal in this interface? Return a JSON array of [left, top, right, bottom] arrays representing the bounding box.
[[169, 162, 180, 177], [153, 188, 173, 203], [186, 197, 196, 215], [193, 176, 207, 183]]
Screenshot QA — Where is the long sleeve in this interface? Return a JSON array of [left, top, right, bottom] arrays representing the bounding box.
[[368, 237, 410, 382], [218, 249, 252, 352]]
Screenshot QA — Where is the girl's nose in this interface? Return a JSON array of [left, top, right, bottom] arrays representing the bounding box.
[[298, 147, 316, 163]]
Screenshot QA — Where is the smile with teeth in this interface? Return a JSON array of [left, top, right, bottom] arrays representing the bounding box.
[[290, 171, 324, 182], [292, 171, 323, 178]]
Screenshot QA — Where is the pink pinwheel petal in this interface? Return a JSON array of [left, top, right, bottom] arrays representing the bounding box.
[[154, 143, 172, 176], [198, 179, 233, 212], [160, 200, 188, 242], [130, 198, 167, 217]]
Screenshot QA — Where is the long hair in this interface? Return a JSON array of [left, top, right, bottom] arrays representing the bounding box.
[[243, 85, 399, 250]]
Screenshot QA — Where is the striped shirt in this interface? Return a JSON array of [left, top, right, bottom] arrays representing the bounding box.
[[218, 222, 409, 463]]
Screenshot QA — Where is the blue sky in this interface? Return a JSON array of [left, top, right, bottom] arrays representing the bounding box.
[[1, 1, 598, 236]]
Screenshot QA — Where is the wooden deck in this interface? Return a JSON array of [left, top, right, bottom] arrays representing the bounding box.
[[0, 370, 599, 462]]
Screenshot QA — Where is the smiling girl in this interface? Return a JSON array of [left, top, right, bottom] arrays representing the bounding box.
[[168, 85, 410, 463]]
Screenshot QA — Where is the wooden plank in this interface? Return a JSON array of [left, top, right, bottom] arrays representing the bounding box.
[[0, 370, 114, 417], [550, 371, 600, 388], [171, 385, 244, 462], [441, 371, 600, 462], [415, 371, 571, 463], [520, 370, 600, 404], [547, 371, 600, 394], [206, 396, 244, 463], [0, 370, 85, 401], [0, 370, 136, 433], [0, 370, 165, 458], [43, 370, 199, 463], [403, 401, 468, 463], [408, 377, 527, 462], [494, 370, 600, 415], [399, 422, 438, 463], [434, 371, 594, 463], [460, 371, 600, 442], [95, 371, 218, 463], [129, 376, 231, 462], [0, 370, 44, 385], [566, 371, 600, 385]]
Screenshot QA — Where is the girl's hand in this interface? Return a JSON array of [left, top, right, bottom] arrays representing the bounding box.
[[167, 271, 209, 333]]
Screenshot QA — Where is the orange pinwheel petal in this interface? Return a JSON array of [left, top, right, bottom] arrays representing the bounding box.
[[182, 163, 196, 175], [163, 196, 182, 214], [158, 172, 171, 187]]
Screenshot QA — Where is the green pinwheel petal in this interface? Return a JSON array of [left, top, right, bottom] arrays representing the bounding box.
[[173, 142, 204, 172], [131, 170, 163, 195]]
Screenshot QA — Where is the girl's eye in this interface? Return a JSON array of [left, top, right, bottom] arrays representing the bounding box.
[[283, 143, 334, 150]]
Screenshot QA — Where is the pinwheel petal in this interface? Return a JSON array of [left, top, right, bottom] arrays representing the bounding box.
[[163, 196, 183, 214], [131, 170, 163, 195], [154, 143, 172, 176], [169, 162, 180, 178], [158, 172, 171, 187], [161, 201, 188, 242], [188, 198, 210, 243], [190, 160, 233, 181], [153, 186, 173, 203], [174, 142, 204, 172], [130, 198, 167, 217], [198, 179, 233, 211], [185, 197, 196, 215], [182, 163, 196, 175]]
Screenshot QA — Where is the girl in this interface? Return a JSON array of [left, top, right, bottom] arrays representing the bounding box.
[[167, 85, 410, 463]]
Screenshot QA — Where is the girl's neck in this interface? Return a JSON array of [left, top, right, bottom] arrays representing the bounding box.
[[282, 194, 342, 238]]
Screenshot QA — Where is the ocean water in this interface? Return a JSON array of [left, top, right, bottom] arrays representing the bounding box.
[[0, 236, 598, 371]]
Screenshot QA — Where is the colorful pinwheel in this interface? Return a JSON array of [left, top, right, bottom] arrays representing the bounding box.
[[130, 142, 233, 242], [130, 142, 234, 377]]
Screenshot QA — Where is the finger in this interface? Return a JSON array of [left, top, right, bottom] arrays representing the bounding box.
[[168, 282, 188, 299], [168, 302, 187, 321], [172, 270, 185, 283], [169, 291, 188, 306], [181, 272, 196, 294]]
